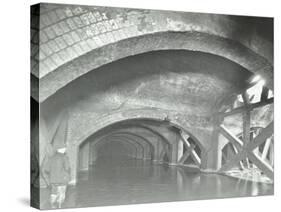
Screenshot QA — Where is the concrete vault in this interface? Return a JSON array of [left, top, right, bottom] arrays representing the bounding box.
[[30, 4, 274, 187]]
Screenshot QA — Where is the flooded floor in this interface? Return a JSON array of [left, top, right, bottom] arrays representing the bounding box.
[[40, 157, 273, 209]]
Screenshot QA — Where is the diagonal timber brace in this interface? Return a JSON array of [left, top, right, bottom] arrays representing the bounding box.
[[220, 121, 273, 179], [179, 132, 201, 166]]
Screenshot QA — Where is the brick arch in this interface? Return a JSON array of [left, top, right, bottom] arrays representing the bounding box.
[[39, 31, 273, 102], [33, 4, 273, 102]]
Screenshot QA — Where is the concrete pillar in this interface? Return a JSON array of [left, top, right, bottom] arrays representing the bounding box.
[[149, 138, 157, 161], [269, 140, 274, 166], [201, 146, 221, 171], [140, 137, 152, 160], [79, 142, 90, 171], [169, 132, 181, 165], [153, 138, 164, 163], [92, 147, 98, 163], [177, 139, 184, 161], [170, 141, 179, 164], [67, 143, 78, 185], [201, 117, 222, 172], [132, 141, 143, 159], [89, 141, 94, 166], [243, 110, 251, 167]]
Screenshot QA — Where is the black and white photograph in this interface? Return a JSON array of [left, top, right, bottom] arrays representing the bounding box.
[[29, 2, 274, 210], [1, 0, 280, 212]]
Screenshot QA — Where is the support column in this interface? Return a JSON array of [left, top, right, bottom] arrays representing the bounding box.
[[242, 92, 251, 167], [201, 116, 222, 172], [67, 143, 78, 185], [89, 141, 94, 166], [79, 142, 90, 171], [143, 139, 152, 160], [177, 139, 184, 162], [269, 139, 274, 167], [153, 138, 164, 163], [170, 141, 179, 165], [169, 131, 181, 165]]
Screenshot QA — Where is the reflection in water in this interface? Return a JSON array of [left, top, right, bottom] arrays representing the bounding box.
[[40, 157, 273, 209], [224, 168, 273, 184]]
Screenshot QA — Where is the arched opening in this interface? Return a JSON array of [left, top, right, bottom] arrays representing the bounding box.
[[77, 118, 204, 174], [73, 118, 212, 206]]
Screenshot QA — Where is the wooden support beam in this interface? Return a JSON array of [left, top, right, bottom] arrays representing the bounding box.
[[191, 150, 201, 166], [219, 125, 243, 148], [269, 141, 274, 167], [178, 144, 195, 164], [179, 132, 201, 166], [184, 138, 201, 165], [243, 111, 251, 145], [261, 138, 271, 160], [252, 130, 260, 156], [180, 133, 190, 142], [248, 153, 274, 180], [242, 91, 250, 145], [221, 97, 273, 117], [242, 108, 251, 168], [230, 143, 245, 169], [242, 92, 250, 105], [220, 121, 273, 172], [220, 125, 244, 169], [261, 86, 269, 102], [179, 151, 191, 164], [245, 121, 273, 151]]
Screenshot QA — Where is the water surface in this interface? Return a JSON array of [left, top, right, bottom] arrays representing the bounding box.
[[40, 157, 273, 209]]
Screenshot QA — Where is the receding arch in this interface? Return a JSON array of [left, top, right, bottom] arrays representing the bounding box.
[[67, 109, 213, 184], [75, 109, 210, 152], [78, 124, 168, 152], [103, 132, 155, 158], [78, 123, 168, 166], [78, 133, 146, 171], [73, 112, 208, 174], [93, 133, 151, 159], [94, 138, 141, 159], [102, 136, 145, 159]]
